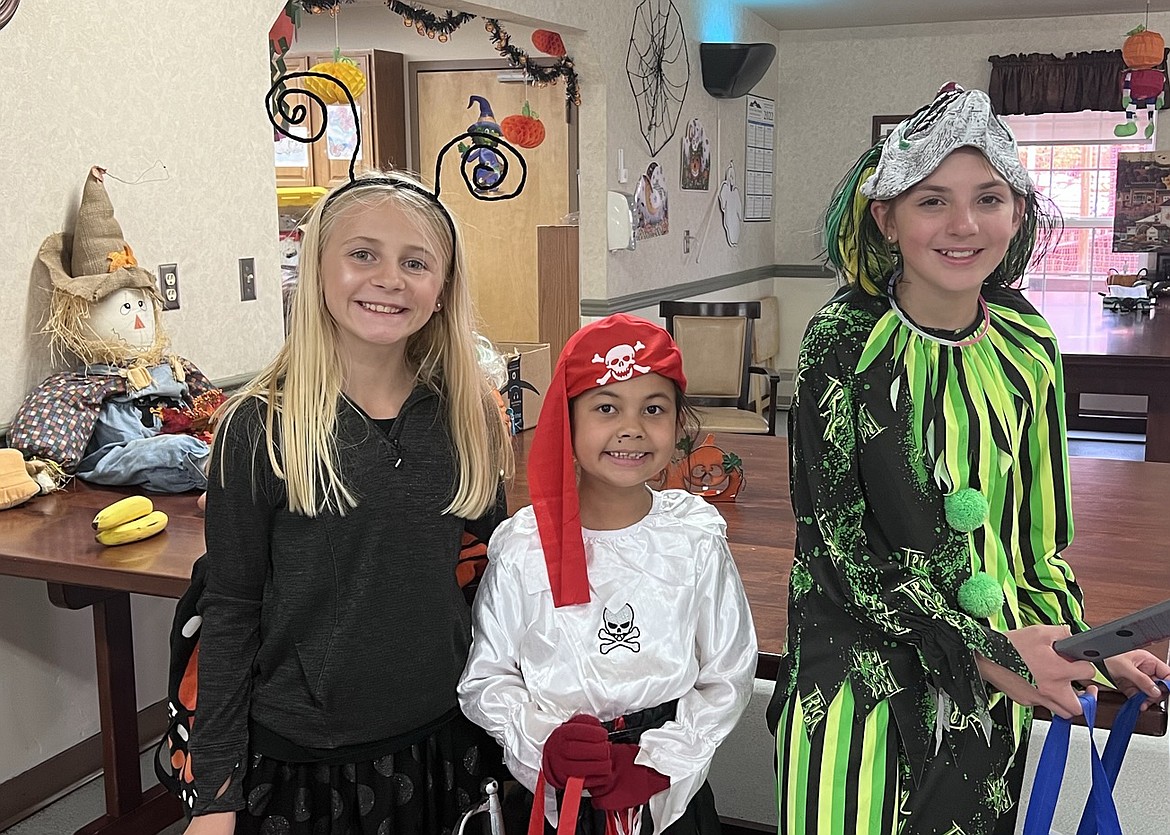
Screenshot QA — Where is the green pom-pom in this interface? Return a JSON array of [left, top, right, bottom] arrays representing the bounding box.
[[945, 488, 988, 532], [958, 571, 1004, 618]]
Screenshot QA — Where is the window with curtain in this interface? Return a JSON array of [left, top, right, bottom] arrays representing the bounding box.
[[1002, 111, 1152, 307]]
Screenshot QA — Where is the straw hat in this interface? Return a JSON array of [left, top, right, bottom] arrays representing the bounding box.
[[36, 167, 158, 302], [0, 449, 40, 511]]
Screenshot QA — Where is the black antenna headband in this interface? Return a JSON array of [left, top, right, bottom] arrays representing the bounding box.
[[265, 70, 529, 227]]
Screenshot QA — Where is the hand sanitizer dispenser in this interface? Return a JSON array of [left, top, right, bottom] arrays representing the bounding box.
[[607, 191, 636, 251]]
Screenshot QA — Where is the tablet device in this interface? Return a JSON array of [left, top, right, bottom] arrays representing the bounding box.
[[1053, 598, 1170, 661]]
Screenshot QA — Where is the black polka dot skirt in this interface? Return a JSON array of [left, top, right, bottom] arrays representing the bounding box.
[[237, 713, 504, 835]]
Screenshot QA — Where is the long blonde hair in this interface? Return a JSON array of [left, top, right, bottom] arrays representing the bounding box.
[[214, 171, 513, 517]]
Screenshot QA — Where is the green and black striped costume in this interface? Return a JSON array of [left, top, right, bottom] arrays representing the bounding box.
[[768, 282, 1094, 835]]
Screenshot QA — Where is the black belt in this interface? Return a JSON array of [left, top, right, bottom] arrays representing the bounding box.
[[603, 699, 679, 745]]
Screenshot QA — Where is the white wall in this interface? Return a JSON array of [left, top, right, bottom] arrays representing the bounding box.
[[0, 0, 286, 784], [772, 11, 1170, 264]]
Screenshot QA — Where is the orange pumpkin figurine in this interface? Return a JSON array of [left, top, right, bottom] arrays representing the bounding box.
[[501, 101, 546, 149]]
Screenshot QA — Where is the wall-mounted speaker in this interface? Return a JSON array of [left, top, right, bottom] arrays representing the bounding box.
[[699, 42, 777, 99]]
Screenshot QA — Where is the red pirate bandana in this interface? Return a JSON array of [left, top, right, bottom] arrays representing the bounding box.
[[528, 314, 686, 607]]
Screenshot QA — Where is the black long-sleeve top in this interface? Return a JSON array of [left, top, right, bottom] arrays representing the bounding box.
[[187, 389, 504, 814]]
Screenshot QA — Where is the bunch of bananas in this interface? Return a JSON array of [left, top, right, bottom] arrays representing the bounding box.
[[92, 496, 169, 546]]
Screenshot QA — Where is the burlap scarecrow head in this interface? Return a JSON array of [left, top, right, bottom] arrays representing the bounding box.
[[36, 167, 168, 366]]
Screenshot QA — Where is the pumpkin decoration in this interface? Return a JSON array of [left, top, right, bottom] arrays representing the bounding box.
[[532, 29, 567, 57], [1116, 24, 1167, 139], [649, 433, 745, 502], [305, 48, 367, 104], [1123, 24, 1165, 70], [501, 101, 546, 149]]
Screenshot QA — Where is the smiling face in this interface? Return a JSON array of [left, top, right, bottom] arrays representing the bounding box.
[[81, 288, 157, 358], [319, 197, 447, 365], [570, 372, 680, 499], [871, 148, 1024, 327]]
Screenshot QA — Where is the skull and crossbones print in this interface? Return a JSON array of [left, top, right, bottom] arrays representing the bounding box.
[[598, 603, 641, 653], [592, 341, 651, 386]]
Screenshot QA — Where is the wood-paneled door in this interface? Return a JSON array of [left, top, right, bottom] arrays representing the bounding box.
[[413, 63, 576, 345]]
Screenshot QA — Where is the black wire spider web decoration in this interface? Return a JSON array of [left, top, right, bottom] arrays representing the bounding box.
[[626, 0, 689, 157]]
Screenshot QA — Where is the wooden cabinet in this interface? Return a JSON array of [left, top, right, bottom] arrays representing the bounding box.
[[274, 49, 407, 188], [274, 55, 316, 188]]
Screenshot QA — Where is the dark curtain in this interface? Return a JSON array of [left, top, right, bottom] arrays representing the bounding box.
[[988, 49, 1168, 115]]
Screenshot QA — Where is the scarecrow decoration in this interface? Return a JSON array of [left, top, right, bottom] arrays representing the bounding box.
[[8, 167, 218, 492]]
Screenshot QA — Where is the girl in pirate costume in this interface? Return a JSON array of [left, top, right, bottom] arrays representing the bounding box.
[[459, 314, 757, 835], [767, 85, 1170, 835]]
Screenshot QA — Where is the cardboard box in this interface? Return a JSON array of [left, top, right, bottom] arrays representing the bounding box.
[[495, 342, 550, 433]]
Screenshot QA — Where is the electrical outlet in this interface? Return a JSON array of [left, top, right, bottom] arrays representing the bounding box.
[[159, 263, 180, 310], [239, 258, 256, 301]]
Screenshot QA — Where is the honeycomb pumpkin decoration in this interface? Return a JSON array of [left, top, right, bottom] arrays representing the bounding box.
[[305, 49, 367, 104], [501, 101, 546, 149], [1123, 24, 1166, 71], [531, 29, 567, 57]]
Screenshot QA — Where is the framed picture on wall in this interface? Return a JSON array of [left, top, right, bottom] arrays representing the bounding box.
[[871, 115, 908, 146]]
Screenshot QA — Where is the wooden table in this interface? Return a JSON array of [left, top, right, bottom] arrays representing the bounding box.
[[1, 436, 1168, 833], [0, 485, 203, 835], [507, 431, 1170, 734], [1034, 293, 1170, 463]]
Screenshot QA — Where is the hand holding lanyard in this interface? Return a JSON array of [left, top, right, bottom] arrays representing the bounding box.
[[1023, 679, 1170, 835]]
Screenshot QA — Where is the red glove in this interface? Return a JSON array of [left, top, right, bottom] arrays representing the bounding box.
[[541, 715, 613, 790], [589, 743, 671, 811]]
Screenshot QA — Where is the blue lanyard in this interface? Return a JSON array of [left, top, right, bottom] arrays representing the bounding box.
[[1023, 679, 1170, 835]]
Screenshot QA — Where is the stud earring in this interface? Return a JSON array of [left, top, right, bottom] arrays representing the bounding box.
[[435, 301, 443, 311]]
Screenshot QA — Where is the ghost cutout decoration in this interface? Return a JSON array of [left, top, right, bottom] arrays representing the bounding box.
[[717, 161, 742, 247]]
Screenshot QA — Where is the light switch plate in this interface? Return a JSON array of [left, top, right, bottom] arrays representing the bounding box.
[[239, 258, 256, 301]]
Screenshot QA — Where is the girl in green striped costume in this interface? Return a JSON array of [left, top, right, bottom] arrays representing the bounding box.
[[767, 84, 1170, 835]]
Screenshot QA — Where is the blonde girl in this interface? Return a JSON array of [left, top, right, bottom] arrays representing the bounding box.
[[181, 171, 513, 835]]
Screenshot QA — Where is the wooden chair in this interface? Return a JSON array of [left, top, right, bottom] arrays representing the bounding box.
[[659, 300, 781, 435]]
